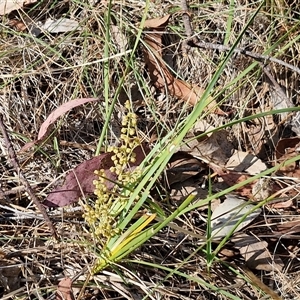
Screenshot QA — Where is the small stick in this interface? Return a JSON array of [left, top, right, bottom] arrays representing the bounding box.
[[0, 185, 27, 199], [192, 40, 300, 75], [0, 115, 57, 239], [180, 0, 196, 56], [180, 0, 300, 76], [181, 0, 193, 38]]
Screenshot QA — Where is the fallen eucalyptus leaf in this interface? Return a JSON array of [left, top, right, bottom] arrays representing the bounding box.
[[232, 233, 283, 271], [41, 18, 81, 33], [44, 145, 148, 207], [211, 195, 261, 239], [226, 150, 267, 175]]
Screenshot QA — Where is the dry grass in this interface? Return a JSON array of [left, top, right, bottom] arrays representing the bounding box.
[[0, 0, 300, 299]]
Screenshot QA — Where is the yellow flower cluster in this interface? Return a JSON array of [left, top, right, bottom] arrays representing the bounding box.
[[84, 168, 119, 239], [83, 101, 141, 242]]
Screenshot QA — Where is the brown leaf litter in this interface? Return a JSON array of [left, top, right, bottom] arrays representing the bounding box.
[[20, 97, 99, 153], [44, 144, 148, 207], [142, 15, 225, 113], [55, 277, 75, 300]]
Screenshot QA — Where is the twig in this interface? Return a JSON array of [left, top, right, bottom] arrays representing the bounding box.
[[180, 0, 300, 75], [180, 0, 196, 56], [191, 40, 300, 75], [0, 185, 27, 199], [181, 0, 193, 37], [0, 115, 57, 239]]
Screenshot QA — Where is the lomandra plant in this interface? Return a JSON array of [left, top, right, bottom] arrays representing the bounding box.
[[83, 100, 196, 273], [83, 101, 142, 242], [80, 0, 197, 274]]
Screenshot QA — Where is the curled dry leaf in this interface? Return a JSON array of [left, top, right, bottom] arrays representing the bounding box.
[[142, 15, 224, 113], [20, 97, 99, 152], [41, 18, 82, 33], [232, 233, 283, 272], [275, 137, 300, 160], [181, 120, 234, 166], [44, 145, 148, 207], [226, 150, 267, 175], [211, 195, 261, 239], [166, 152, 204, 185], [38, 98, 99, 141], [275, 137, 300, 176]]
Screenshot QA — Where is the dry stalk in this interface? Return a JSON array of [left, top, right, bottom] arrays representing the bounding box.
[[180, 0, 300, 75], [0, 115, 57, 239]]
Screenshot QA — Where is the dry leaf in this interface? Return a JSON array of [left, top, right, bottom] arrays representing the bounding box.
[[0, 259, 21, 292], [270, 199, 294, 209], [170, 179, 208, 203], [211, 195, 261, 239], [192, 119, 215, 136], [232, 233, 283, 271], [20, 97, 99, 152], [44, 145, 148, 207], [44, 153, 114, 207], [0, 0, 37, 15], [181, 120, 234, 166], [142, 16, 224, 112], [41, 18, 82, 33], [269, 75, 294, 121], [274, 220, 300, 234], [56, 277, 75, 300], [8, 19, 27, 31], [209, 164, 256, 198], [144, 33, 205, 105], [166, 152, 204, 185], [143, 14, 171, 29], [226, 150, 267, 175], [210, 165, 283, 200], [187, 130, 233, 165]]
